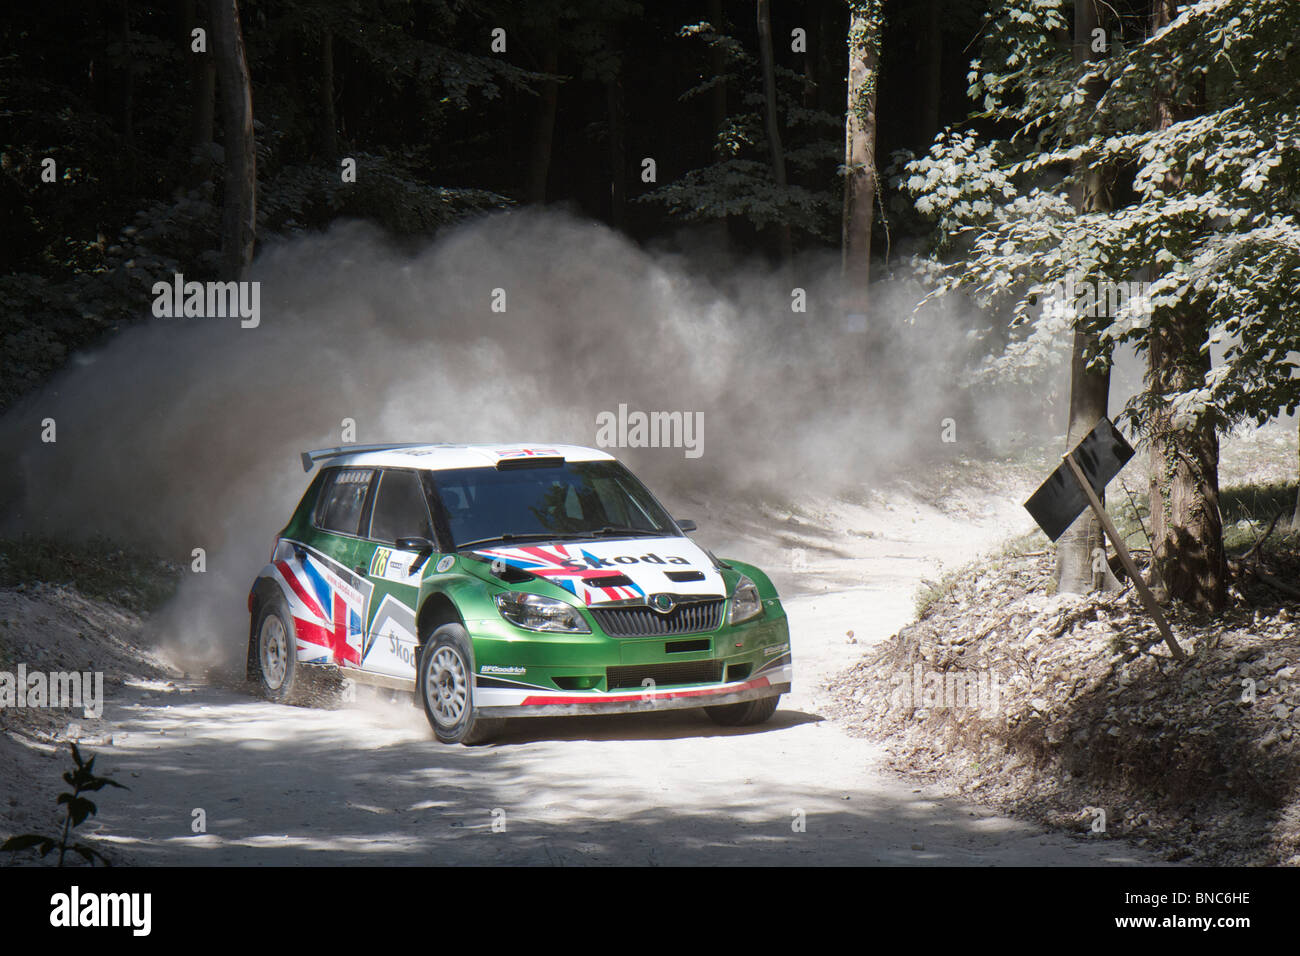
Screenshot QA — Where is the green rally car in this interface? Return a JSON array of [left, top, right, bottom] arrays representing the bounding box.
[[246, 442, 792, 743]]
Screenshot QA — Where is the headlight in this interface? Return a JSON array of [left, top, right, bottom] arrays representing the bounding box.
[[728, 575, 763, 624], [494, 591, 591, 633]]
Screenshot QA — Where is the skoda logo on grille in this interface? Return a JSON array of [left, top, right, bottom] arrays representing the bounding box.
[[649, 593, 676, 614]]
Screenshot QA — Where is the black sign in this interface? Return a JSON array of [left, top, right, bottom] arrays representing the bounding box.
[[1024, 417, 1136, 542]]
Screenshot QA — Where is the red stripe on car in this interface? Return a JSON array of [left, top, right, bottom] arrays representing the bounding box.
[[275, 560, 326, 619], [518, 676, 771, 706]]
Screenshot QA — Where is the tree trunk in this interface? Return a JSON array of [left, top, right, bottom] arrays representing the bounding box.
[[708, 0, 727, 138], [920, 0, 941, 145], [707, 0, 730, 248], [605, 18, 626, 230], [1057, 0, 1117, 594], [803, 4, 818, 111], [1292, 415, 1300, 531], [1146, 0, 1226, 610], [118, 0, 134, 146], [757, 0, 793, 262], [606, 72, 625, 230], [527, 46, 559, 204], [213, 0, 256, 280], [182, 0, 216, 188], [1147, 325, 1226, 609], [841, 1, 882, 306], [318, 31, 337, 159]]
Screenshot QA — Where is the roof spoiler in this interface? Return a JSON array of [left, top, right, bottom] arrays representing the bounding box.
[[300, 442, 428, 472], [496, 455, 565, 471]]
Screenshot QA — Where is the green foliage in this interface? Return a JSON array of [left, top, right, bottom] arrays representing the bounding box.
[[641, 159, 833, 238], [903, 0, 1300, 437], [0, 1, 542, 408], [2, 743, 127, 867], [637, 15, 839, 241], [261, 153, 510, 236], [1220, 482, 1300, 552], [0, 535, 183, 612]]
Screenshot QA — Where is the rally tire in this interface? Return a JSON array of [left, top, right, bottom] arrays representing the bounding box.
[[418, 624, 504, 745], [704, 693, 780, 727], [253, 593, 305, 705]]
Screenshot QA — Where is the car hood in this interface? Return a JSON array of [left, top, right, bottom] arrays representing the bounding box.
[[471, 536, 726, 607]]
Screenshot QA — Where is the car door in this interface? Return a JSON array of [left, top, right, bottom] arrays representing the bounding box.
[[355, 468, 436, 679], [300, 467, 374, 670]]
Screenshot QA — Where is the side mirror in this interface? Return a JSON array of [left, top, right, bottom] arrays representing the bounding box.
[[396, 536, 436, 575], [676, 519, 698, 533]]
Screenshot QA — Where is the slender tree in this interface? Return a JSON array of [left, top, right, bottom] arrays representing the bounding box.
[[213, 0, 255, 279], [527, 43, 560, 204], [757, 0, 792, 261], [841, 1, 883, 304], [1292, 420, 1300, 532], [919, 0, 941, 145], [1057, 0, 1118, 595], [1144, 0, 1225, 608], [181, 0, 215, 183], [317, 29, 337, 159]]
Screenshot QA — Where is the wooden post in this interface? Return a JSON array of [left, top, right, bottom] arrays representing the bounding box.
[[1063, 452, 1186, 661]]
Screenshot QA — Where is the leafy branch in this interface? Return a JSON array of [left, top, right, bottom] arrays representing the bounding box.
[[1, 742, 127, 866]]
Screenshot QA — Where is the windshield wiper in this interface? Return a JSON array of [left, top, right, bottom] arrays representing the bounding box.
[[455, 532, 565, 550], [575, 526, 666, 538], [458, 527, 667, 550]]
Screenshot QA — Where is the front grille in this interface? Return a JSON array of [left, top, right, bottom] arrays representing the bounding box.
[[591, 599, 725, 637], [607, 659, 723, 689]]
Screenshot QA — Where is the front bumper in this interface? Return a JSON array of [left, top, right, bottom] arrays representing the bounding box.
[[463, 596, 791, 717], [474, 658, 792, 717]]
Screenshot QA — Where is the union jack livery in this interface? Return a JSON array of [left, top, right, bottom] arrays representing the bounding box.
[[247, 443, 791, 744]]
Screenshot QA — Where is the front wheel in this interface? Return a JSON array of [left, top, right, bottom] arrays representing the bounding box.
[[418, 624, 504, 745], [704, 693, 780, 727]]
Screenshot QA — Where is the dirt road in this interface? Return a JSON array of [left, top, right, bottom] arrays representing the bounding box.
[[67, 479, 1161, 865]]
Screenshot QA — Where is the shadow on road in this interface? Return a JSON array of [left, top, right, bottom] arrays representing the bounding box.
[[69, 683, 1159, 867], [492, 707, 824, 744]]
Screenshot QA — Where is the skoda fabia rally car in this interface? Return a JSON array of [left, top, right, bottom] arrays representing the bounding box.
[[246, 443, 792, 743]]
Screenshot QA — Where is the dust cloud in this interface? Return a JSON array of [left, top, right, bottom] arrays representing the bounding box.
[[0, 210, 1058, 669]]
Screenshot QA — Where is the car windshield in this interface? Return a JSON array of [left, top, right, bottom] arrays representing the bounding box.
[[425, 460, 678, 549]]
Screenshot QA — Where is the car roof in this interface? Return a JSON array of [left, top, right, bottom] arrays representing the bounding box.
[[315, 443, 617, 472]]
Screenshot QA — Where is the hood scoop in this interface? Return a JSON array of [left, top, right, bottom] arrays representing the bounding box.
[[584, 574, 634, 588], [665, 570, 706, 583]]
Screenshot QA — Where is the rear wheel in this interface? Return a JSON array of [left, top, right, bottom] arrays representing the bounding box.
[[254, 595, 304, 704], [418, 624, 504, 745], [704, 693, 780, 727]]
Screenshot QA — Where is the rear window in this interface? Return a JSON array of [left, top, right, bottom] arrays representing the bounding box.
[[315, 468, 374, 535]]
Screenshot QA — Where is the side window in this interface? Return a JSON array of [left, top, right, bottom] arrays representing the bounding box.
[[368, 470, 434, 544], [316, 468, 375, 536]]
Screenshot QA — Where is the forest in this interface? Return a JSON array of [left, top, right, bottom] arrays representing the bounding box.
[[3, 0, 1298, 613]]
